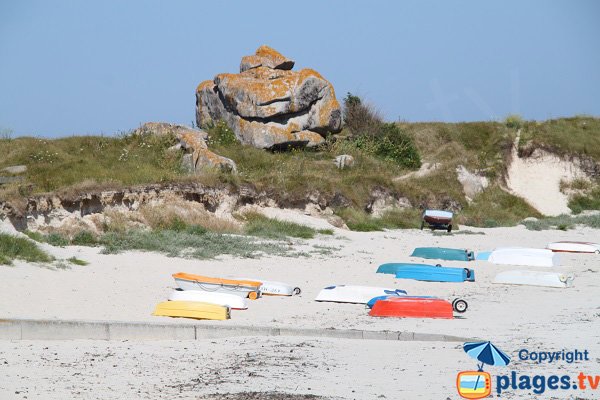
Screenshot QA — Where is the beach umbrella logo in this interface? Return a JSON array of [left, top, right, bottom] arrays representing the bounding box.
[[456, 341, 511, 399]]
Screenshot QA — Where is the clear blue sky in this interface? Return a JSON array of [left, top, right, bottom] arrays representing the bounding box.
[[1, 0, 599, 137]]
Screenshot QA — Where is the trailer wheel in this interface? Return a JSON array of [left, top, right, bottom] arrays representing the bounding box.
[[447, 224, 452, 233], [453, 299, 468, 313], [420, 221, 424, 230], [595, 250, 600, 254], [293, 287, 302, 295]]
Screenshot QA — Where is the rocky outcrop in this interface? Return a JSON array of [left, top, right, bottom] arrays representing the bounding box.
[[456, 165, 489, 201], [196, 45, 342, 149], [133, 122, 236, 173]]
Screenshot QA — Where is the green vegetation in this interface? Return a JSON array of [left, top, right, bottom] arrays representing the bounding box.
[[522, 213, 600, 231], [336, 208, 421, 232], [2, 112, 599, 231], [0, 131, 183, 205], [518, 116, 600, 160], [242, 212, 330, 239], [67, 257, 89, 266], [0, 233, 53, 265], [568, 186, 600, 215], [99, 229, 299, 259], [459, 186, 542, 227]]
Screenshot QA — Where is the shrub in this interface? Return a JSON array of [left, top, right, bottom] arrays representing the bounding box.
[[45, 233, 69, 247], [504, 114, 524, 129], [206, 120, 239, 147], [71, 231, 98, 246], [343, 92, 383, 137], [568, 186, 600, 214]]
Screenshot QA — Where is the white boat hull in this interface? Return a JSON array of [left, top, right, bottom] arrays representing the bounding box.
[[488, 247, 559, 267], [493, 270, 574, 288], [168, 290, 248, 309], [315, 285, 406, 304], [547, 241, 600, 254], [174, 278, 258, 298], [235, 278, 301, 296]]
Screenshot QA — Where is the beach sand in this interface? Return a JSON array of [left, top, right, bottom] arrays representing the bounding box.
[[1, 219, 599, 399]]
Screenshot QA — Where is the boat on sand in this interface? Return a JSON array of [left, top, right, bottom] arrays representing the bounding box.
[[173, 273, 262, 299], [487, 248, 559, 267], [493, 270, 574, 288], [152, 301, 230, 320], [315, 285, 407, 304], [369, 297, 455, 319], [411, 247, 475, 261], [168, 290, 248, 310], [547, 241, 600, 254], [378, 263, 475, 282]]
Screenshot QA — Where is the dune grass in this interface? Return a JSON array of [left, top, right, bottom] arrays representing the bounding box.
[[242, 212, 331, 239], [3, 117, 598, 230], [518, 116, 600, 160], [521, 213, 600, 231], [0, 233, 53, 265]]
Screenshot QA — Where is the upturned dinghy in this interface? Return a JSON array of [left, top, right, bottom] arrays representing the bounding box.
[[395, 265, 475, 282], [315, 285, 407, 304], [152, 301, 230, 320], [547, 241, 600, 254], [411, 247, 475, 261], [487, 248, 559, 267], [493, 270, 574, 288], [421, 209, 453, 232], [367, 296, 468, 313], [168, 290, 248, 310], [369, 297, 454, 319], [173, 273, 262, 299], [234, 278, 301, 296], [377, 262, 431, 274]]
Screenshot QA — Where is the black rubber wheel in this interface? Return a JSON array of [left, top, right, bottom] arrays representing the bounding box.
[[595, 250, 600, 255], [435, 264, 442, 267], [453, 299, 468, 313], [447, 224, 452, 233], [420, 221, 425, 230], [464, 268, 472, 279], [293, 287, 302, 296]]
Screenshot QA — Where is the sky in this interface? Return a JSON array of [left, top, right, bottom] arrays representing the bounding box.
[[1, 0, 599, 137]]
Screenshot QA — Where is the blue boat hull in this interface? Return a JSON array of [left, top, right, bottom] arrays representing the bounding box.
[[394, 265, 475, 282], [377, 262, 440, 274], [411, 247, 474, 261]]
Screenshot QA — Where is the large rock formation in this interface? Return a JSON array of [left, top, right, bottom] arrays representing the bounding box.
[[196, 45, 342, 149]]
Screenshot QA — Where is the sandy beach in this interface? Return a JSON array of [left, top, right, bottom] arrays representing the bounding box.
[[1, 217, 600, 399]]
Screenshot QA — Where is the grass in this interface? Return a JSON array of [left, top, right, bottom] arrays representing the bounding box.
[[459, 185, 542, 227], [335, 208, 421, 231], [568, 186, 600, 214], [0, 233, 53, 265], [518, 116, 600, 161], [0, 132, 184, 205], [67, 257, 89, 266], [521, 213, 600, 231], [3, 116, 599, 230], [98, 229, 295, 259], [242, 212, 328, 239]]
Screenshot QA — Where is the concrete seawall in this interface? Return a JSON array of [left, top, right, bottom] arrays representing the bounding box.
[[0, 318, 477, 342]]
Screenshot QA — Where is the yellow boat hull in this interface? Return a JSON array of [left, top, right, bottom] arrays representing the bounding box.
[[152, 301, 230, 320]]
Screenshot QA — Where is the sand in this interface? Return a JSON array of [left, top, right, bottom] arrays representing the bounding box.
[[1, 216, 600, 399]]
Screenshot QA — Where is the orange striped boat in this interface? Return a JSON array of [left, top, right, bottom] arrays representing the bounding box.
[[173, 272, 262, 299]]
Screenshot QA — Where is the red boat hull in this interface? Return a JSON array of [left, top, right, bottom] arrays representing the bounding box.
[[369, 297, 454, 319], [423, 215, 452, 225]]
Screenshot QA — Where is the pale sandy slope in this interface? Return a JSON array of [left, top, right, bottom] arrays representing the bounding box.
[[0, 222, 599, 399]]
